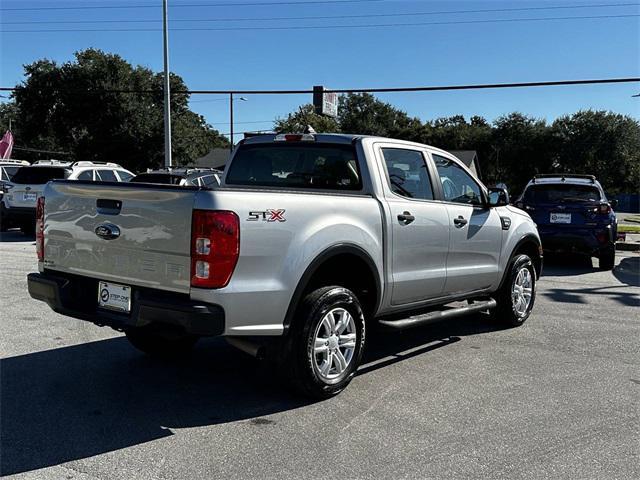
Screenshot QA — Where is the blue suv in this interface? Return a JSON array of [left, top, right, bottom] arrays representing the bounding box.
[[515, 174, 617, 270]]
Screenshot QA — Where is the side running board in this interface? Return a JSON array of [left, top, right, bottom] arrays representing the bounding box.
[[378, 298, 497, 331]]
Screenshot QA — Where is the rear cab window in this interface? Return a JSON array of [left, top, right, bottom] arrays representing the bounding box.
[[523, 184, 602, 203], [226, 143, 362, 191], [11, 167, 69, 184]]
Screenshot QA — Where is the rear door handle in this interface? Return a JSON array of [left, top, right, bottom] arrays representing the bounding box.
[[397, 211, 415, 224], [453, 215, 468, 227]]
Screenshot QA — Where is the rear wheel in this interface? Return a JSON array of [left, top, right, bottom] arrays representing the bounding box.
[[20, 222, 35, 236], [125, 328, 198, 359], [492, 254, 536, 327], [281, 286, 366, 399], [598, 245, 616, 271]]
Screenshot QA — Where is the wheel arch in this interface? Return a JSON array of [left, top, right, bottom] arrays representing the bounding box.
[[283, 244, 382, 333], [498, 234, 543, 290]]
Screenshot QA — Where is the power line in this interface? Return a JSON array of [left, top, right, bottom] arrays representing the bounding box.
[[2, 2, 637, 25], [1, 77, 639, 96], [0, 0, 386, 12], [3, 13, 638, 33]]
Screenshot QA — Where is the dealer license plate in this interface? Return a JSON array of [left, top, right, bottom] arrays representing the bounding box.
[[23, 193, 37, 202], [550, 213, 571, 224], [98, 281, 131, 313]]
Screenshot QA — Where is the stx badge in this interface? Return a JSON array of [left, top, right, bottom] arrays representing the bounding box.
[[247, 209, 286, 222]]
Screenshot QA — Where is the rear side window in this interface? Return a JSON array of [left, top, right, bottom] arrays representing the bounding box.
[[523, 184, 601, 203], [226, 143, 362, 190], [96, 170, 118, 182], [117, 170, 134, 182], [200, 175, 219, 187], [11, 167, 69, 184], [1, 166, 20, 181], [381, 148, 434, 200]]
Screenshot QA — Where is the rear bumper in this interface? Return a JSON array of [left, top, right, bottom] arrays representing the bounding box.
[[538, 225, 614, 255], [27, 271, 225, 336]]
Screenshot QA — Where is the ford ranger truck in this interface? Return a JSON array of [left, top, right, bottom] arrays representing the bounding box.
[[27, 133, 542, 398]]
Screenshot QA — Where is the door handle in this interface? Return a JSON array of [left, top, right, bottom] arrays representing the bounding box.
[[453, 215, 468, 227], [397, 211, 415, 224]]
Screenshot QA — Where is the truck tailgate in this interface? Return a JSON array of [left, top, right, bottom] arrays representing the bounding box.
[[42, 181, 197, 293]]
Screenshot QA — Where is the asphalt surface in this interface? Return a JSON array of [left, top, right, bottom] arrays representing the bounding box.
[[1, 230, 639, 480]]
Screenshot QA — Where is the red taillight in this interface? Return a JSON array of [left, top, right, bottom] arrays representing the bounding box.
[[598, 203, 611, 214], [190, 210, 239, 289], [36, 196, 45, 261]]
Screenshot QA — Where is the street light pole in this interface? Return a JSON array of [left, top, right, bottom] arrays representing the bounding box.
[[229, 95, 247, 152], [229, 92, 233, 152], [162, 0, 172, 168]]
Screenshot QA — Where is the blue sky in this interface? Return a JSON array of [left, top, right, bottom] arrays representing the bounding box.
[[1, 0, 639, 142]]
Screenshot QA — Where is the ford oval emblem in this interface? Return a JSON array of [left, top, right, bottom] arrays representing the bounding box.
[[95, 223, 120, 240]]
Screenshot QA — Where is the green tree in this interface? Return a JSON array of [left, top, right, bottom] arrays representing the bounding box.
[[10, 49, 228, 171], [489, 113, 555, 194], [273, 104, 340, 133], [550, 110, 640, 195], [338, 93, 423, 139]]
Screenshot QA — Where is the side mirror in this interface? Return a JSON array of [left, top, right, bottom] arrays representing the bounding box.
[[610, 198, 618, 209], [488, 187, 509, 207]]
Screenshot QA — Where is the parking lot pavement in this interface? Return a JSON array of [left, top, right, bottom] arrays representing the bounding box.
[[1, 230, 639, 480]]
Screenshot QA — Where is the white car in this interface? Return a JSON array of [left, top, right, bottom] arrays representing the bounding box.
[[1, 160, 134, 234]]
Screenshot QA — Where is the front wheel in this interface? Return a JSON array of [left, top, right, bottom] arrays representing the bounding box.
[[282, 286, 366, 399], [125, 328, 198, 359], [492, 254, 536, 327]]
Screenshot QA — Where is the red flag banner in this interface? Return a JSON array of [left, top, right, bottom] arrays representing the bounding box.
[[0, 131, 14, 159]]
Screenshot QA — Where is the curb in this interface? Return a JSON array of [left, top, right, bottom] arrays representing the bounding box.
[[616, 242, 640, 252]]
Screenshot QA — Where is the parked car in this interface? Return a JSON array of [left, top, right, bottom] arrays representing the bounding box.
[[27, 133, 542, 398], [0, 161, 29, 215], [130, 167, 222, 187], [514, 174, 617, 269], [1, 160, 133, 234]]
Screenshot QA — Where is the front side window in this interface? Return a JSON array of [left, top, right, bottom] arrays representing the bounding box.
[[381, 148, 434, 200], [226, 143, 361, 190], [77, 170, 93, 180], [433, 154, 483, 205]]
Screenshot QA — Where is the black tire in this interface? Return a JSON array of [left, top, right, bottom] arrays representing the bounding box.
[[281, 286, 366, 399], [125, 328, 198, 359], [492, 254, 536, 327], [598, 245, 616, 271], [20, 222, 35, 236]]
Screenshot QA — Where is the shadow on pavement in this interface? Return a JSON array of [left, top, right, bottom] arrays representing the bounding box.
[[614, 256, 640, 287], [0, 313, 503, 476], [0, 229, 33, 242], [540, 284, 639, 307], [541, 253, 596, 277]]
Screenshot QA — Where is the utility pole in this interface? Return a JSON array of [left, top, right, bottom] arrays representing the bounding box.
[[162, 0, 172, 168]]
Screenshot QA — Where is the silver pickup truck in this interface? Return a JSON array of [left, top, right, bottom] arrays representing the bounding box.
[[28, 133, 542, 398]]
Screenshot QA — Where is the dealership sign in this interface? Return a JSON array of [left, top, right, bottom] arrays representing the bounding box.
[[313, 85, 338, 118]]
